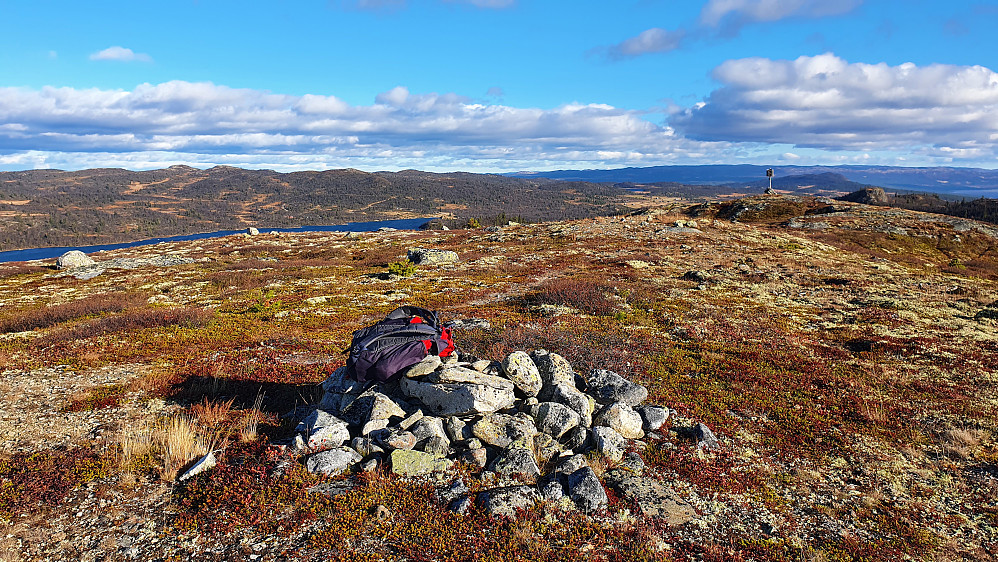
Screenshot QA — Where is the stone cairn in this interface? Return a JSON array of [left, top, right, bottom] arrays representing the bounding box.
[[291, 349, 703, 520]]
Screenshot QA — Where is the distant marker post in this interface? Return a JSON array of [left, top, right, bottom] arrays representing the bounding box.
[[766, 168, 774, 194]]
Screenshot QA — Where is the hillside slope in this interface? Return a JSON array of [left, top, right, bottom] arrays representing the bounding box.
[[0, 167, 625, 251], [0, 195, 996, 561]]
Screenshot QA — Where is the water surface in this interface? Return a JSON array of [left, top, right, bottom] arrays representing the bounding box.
[[0, 217, 433, 264]]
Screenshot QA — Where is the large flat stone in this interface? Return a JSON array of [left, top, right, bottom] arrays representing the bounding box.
[[400, 377, 515, 416]]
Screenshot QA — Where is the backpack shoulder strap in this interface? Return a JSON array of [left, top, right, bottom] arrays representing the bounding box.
[[385, 306, 440, 328]]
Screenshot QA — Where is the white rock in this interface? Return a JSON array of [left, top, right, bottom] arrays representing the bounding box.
[[56, 250, 95, 269]]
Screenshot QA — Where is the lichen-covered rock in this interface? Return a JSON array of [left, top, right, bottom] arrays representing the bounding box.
[[339, 389, 407, 426], [586, 369, 648, 407], [693, 422, 720, 451], [568, 467, 608, 513], [560, 426, 590, 452], [541, 383, 595, 427], [402, 355, 443, 378], [478, 486, 541, 518], [410, 416, 449, 448], [592, 426, 625, 462], [407, 248, 459, 265], [603, 473, 695, 524], [594, 402, 644, 439], [56, 250, 96, 269], [426, 367, 515, 391], [421, 436, 451, 458], [306, 447, 362, 476], [488, 445, 540, 482], [177, 452, 216, 482], [533, 402, 581, 438], [530, 349, 576, 388], [501, 351, 542, 397], [472, 413, 538, 449], [636, 405, 669, 432], [400, 377, 516, 416], [298, 410, 350, 451], [390, 449, 453, 476]]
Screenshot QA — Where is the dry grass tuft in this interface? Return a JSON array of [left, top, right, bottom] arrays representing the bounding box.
[[941, 428, 987, 460], [239, 392, 265, 442], [117, 420, 157, 475], [191, 397, 235, 426], [156, 415, 226, 480]]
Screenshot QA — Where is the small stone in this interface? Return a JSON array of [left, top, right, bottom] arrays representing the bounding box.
[[298, 410, 350, 451], [554, 454, 588, 476], [360, 458, 379, 472], [350, 436, 385, 457], [472, 413, 538, 449], [306, 447, 362, 476], [177, 451, 216, 481], [360, 419, 389, 435], [534, 402, 581, 438], [372, 504, 391, 520], [247, 227, 260, 235], [445, 416, 472, 441], [459, 448, 488, 468], [592, 426, 625, 462], [471, 359, 494, 372], [594, 402, 644, 439], [585, 369, 648, 407], [604, 474, 695, 524], [488, 446, 541, 482], [398, 410, 425, 431], [478, 486, 541, 518], [411, 416, 449, 446], [561, 426, 589, 452], [379, 430, 417, 451], [568, 467, 608, 513], [541, 383, 595, 427], [636, 405, 669, 432], [693, 423, 720, 451], [530, 349, 576, 388], [407, 248, 459, 265], [402, 355, 443, 378], [420, 436, 451, 458]]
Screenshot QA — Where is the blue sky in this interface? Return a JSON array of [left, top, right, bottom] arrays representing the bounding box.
[[1, 0, 996, 172]]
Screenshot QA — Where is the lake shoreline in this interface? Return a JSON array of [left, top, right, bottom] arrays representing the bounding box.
[[0, 217, 435, 264]]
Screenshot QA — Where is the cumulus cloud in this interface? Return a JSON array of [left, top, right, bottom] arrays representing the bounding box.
[[672, 53, 998, 155], [0, 81, 728, 171], [89, 46, 153, 63]]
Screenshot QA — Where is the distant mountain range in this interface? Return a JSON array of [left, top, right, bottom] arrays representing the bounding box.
[[510, 165, 998, 198]]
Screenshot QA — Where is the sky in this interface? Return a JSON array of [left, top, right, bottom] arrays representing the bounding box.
[[1, 0, 996, 173]]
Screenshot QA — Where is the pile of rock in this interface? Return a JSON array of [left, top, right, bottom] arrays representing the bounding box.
[[290, 349, 700, 520]]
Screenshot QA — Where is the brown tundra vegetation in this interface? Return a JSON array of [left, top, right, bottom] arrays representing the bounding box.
[[0, 194, 996, 561]]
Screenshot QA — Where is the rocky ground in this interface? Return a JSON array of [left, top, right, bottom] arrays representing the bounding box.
[[0, 194, 996, 561]]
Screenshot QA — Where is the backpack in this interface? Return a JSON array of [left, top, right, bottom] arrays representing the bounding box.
[[345, 305, 455, 384]]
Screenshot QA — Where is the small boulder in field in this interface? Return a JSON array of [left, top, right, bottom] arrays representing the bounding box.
[[56, 250, 95, 269]]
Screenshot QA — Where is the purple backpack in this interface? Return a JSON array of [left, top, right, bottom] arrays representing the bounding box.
[[345, 306, 455, 384]]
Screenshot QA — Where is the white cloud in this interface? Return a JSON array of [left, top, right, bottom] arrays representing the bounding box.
[[607, 0, 861, 59], [672, 53, 998, 155], [699, 0, 862, 30], [89, 46, 153, 63], [607, 28, 685, 59], [0, 81, 729, 172]]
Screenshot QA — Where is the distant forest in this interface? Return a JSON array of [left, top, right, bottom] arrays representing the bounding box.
[[888, 193, 998, 225], [0, 167, 626, 251]]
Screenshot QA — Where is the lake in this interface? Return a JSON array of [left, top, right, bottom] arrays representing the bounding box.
[[0, 217, 434, 264]]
